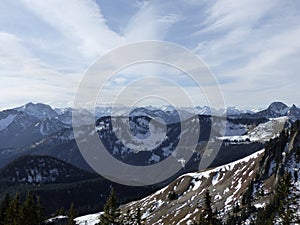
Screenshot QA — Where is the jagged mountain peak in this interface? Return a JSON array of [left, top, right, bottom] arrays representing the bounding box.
[[15, 102, 58, 120]]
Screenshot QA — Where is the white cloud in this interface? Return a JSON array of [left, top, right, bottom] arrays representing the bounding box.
[[0, 0, 299, 109], [20, 0, 125, 58], [0, 32, 81, 109], [192, 0, 300, 107], [124, 1, 178, 41], [1, 0, 181, 109]]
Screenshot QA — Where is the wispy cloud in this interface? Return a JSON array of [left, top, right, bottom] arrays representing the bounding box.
[[0, 0, 299, 109], [192, 0, 300, 107], [124, 1, 178, 41], [20, 0, 125, 58]]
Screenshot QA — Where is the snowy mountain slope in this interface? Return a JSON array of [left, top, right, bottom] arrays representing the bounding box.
[[0, 113, 16, 131], [14, 102, 58, 120], [71, 123, 300, 224], [219, 116, 288, 142], [57, 107, 95, 126], [119, 150, 265, 224], [288, 104, 300, 121], [47, 212, 102, 225], [95, 114, 261, 167], [75, 212, 102, 225], [115, 121, 300, 224], [0, 108, 64, 148]]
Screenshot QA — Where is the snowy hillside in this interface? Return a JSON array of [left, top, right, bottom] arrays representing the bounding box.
[[119, 150, 265, 224], [114, 121, 300, 224], [69, 150, 266, 225], [75, 212, 102, 225], [219, 117, 288, 142]]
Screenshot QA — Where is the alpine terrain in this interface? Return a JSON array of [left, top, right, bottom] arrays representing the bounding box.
[[0, 102, 299, 224]]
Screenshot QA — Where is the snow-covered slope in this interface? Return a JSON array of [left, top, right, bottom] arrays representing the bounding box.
[[0, 110, 67, 149], [75, 212, 102, 225], [15, 102, 58, 120], [219, 117, 288, 142], [119, 150, 265, 224], [115, 122, 300, 224], [47, 212, 102, 225], [0, 114, 16, 131]]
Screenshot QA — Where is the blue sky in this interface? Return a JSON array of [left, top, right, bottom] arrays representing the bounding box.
[[0, 0, 300, 109]]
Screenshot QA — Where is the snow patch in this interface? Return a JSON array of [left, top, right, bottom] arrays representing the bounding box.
[[0, 114, 16, 131], [75, 212, 103, 225]]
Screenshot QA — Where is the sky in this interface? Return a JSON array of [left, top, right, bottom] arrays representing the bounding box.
[[0, 0, 300, 110]]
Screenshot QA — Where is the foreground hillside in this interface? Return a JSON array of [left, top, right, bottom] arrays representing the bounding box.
[[117, 121, 300, 224], [74, 121, 298, 225], [119, 150, 265, 224]]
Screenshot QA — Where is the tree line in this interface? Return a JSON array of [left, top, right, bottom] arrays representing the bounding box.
[[0, 191, 77, 225], [0, 192, 43, 225]]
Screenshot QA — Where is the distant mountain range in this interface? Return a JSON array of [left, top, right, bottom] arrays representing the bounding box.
[[234, 102, 300, 120], [0, 101, 298, 169], [0, 101, 299, 217]]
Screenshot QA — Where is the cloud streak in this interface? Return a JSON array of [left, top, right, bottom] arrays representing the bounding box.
[[0, 0, 299, 109]]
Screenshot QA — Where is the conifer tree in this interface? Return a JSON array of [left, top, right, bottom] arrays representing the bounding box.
[[4, 192, 20, 225], [98, 187, 120, 225], [203, 189, 213, 223], [275, 172, 295, 224], [0, 194, 10, 225], [67, 203, 77, 225], [196, 190, 221, 225], [19, 191, 39, 225], [55, 206, 65, 216]]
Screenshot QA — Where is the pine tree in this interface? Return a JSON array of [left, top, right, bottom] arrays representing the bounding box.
[[242, 181, 254, 206], [19, 192, 38, 225], [0, 194, 10, 225], [67, 203, 77, 225], [98, 187, 120, 225], [55, 206, 65, 216], [197, 190, 221, 225], [203, 189, 213, 223], [255, 203, 275, 225], [4, 192, 20, 225], [274, 172, 295, 224]]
